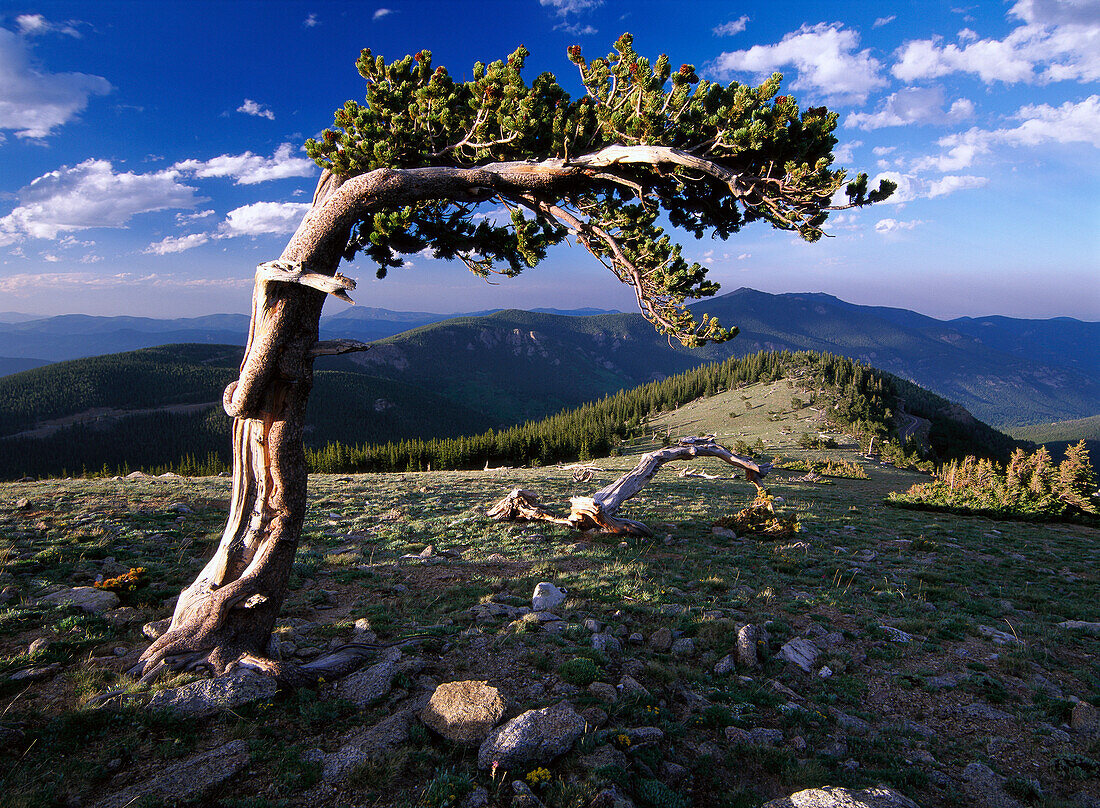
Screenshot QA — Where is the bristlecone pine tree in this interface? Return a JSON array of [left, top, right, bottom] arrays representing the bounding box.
[[136, 35, 894, 683]]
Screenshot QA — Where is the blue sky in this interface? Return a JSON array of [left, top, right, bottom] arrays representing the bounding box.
[[0, 0, 1097, 321]]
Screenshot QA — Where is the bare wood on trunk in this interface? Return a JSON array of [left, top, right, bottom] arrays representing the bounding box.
[[487, 437, 770, 537]]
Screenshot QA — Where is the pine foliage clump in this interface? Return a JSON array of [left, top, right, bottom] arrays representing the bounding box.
[[888, 440, 1098, 523]]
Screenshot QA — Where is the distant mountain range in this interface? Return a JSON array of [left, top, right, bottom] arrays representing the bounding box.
[[1, 289, 1096, 428]]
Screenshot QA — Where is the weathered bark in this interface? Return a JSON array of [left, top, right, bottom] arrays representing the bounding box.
[[487, 437, 770, 536]]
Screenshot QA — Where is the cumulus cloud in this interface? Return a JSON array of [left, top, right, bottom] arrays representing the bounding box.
[[0, 159, 202, 244], [893, 0, 1100, 84], [848, 87, 975, 129], [174, 144, 316, 185], [0, 26, 112, 138], [218, 202, 311, 237], [875, 218, 924, 233], [144, 233, 210, 255], [871, 170, 989, 203], [237, 99, 274, 120], [714, 16, 750, 37], [832, 139, 862, 163], [708, 23, 886, 105], [915, 95, 1100, 170]]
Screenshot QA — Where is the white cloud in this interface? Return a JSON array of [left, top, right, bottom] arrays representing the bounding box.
[[176, 209, 215, 223], [875, 218, 923, 233], [555, 22, 598, 35], [0, 26, 112, 138], [219, 202, 311, 237], [847, 87, 975, 130], [304, 13, 319, 27], [926, 174, 989, 197], [144, 233, 210, 255], [540, 0, 602, 14], [373, 8, 395, 20], [832, 139, 862, 163], [0, 159, 202, 244], [915, 95, 1100, 170], [174, 143, 316, 185], [15, 14, 81, 37], [871, 170, 989, 203], [873, 15, 897, 28], [707, 23, 886, 105], [0, 271, 249, 295], [714, 16, 750, 37], [893, 1, 1100, 84], [237, 99, 274, 120]]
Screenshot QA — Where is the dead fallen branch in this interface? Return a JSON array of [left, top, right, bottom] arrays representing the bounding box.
[[487, 436, 770, 536]]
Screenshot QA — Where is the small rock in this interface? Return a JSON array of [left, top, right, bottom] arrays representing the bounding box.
[[818, 666, 834, 679], [649, 627, 673, 652], [477, 701, 586, 770], [588, 682, 618, 703], [584, 618, 603, 633], [419, 680, 506, 746], [581, 706, 608, 728], [670, 637, 695, 657], [580, 744, 627, 772], [978, 625, 1021, 645], [531, 582, 567, 611], [748, 727, 784, 746], [714, 654, 737, 675], [142, 618, 171, 640], [323, 709, 416, 782], [1070, 701, 1099, 737], [9, 663, 61, 682], [27, 637, 51, 655], [760, 785, 922, 808], [16, 497, 31, 509], [778, 638, 820, 673], [736, 624, 763, 669], [829, 707, 871, 735], [512, 780, 547, 808], [962, 762, 1025, 808], [461, 786, 489, 808], [592, 633, 621, 656], [880, 625, 915, 643], [628, 632, 644, 644], [337, 649, 424, 708], [38, 586, 119, 614], [712, 527, 737, 539], [618, 675, 649, 698], [1058, 620, 1100, 635], [626, 726, 664, 746]]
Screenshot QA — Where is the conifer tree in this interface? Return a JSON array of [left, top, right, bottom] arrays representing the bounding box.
[[137, 36, 892, 682]]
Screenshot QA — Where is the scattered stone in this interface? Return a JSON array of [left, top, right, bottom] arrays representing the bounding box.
[[142, 618, 172, 640], [649, 627, 673, 652], [670, 637, 695, 657], [590, 785, 637, 808], [323, 710, 416, 782], [104, 606, 142, 625], [618, 675, 649, 698], [778, 638, 820, 673], [1070, 701, 1099, 737], [1058, 620, 1100, 635], [714, 654, 737, 675], [462, 786, 489, 808], [94, 740, 250, 808], [625, 726, 664, 746], [531, 582, 567, 611], [27, 637, 51, 655], [9, 663, 61, 682], [337, 649, 424, 708], [628, 632, 644, 644], [588, 682, 618, 703], [512, 779, 547, 808], [477, 701, 586, 770], [580, 744, 628, 772], [419, 680, 506, 746], [829, 708, 872, 735], [712, 526, 737, 539], [38, 586, 119, 613], [927, 672, 965, 690], [737, 624, 763, 669], [818, 666, 834, 679], [15, 497, 31, 510], [961, 762, 1025, 808], [961, 702, 1014, 722], [592, 633, 621, 656], [760, 785, 922, 808], [584, 618, 603, 633], [125, 471, 147, 479], [581, 706, 608, 728], [880, 625, 915, 643], [148, 670, 277, 717], [748, 727, 784, 745], [978, 625, 1022, 645], [168, 502, 194, 514]]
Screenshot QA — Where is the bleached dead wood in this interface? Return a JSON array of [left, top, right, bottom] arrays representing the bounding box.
[[487, 436, 770, 536]]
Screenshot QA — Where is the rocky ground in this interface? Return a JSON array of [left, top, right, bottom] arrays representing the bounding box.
[[0, 448, 1098, 808]]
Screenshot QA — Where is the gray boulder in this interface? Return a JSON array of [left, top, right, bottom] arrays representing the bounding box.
[[477, 701, 586, 770], [778, 638, 820, 673], [531, 582, 567, 611], [761, 785, 921, 808], [419, 680, 506, 746], [94, 740, 250, 808], [336, 648, 425, 708], [323, 709, 416, 782], [148, 670, 276, 717], [737, 624, 763, 669]]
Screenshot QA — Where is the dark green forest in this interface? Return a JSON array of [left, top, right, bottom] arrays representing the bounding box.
[[0, 349, 1021, 480]]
